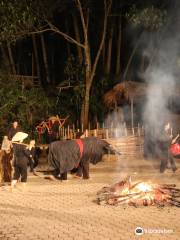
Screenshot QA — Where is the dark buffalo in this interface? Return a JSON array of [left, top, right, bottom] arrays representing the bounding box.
[[47, 137, 116, 180]]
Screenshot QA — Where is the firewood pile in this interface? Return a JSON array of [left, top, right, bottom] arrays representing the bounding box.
[[97, 177, 180, 207]]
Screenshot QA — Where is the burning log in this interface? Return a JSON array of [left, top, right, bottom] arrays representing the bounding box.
[[97, 177, 180, 207]]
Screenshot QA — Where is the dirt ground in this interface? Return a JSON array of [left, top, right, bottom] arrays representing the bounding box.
[[0, 154, 180, 240]]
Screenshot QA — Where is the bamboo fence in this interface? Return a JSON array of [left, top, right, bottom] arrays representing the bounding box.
[[58, 123, 144, 157]]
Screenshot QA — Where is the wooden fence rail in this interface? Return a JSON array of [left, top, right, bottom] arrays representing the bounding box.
[[59, 124, 144, 140], [58, 124, 144, 157]]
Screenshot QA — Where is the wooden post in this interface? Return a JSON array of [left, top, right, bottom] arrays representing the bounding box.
[[131, 98, 134, 134], [59, 126, 61, 139], [72, 124, 75, 138], [62, 127, 64, 139], [124, 122, 127, 136], [102, 122, 105, 138], [105, 129, 109, 139], [138, 123, 141, 137], [115, 128, 118, 138], [94, 129, 97, 137], [81, 123, 84, 133], [132, 127, 135, 136], [85, 129, 89, 137], [61, 127, 63, 139], [142, 125, 144, 136], [110, 122, 113, 138], [88, 122, 90, 130], [69, 129, 72, 139], [64, 128, 67, 139], [67, 125, 70, 139]]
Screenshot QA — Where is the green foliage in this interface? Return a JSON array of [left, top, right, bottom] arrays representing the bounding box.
[[57, 57, 118, 125], [126, 5, 167, 30], [64, 55, 85, 92], [0, 0, 37, 42], [55, 55, 85, 123], [89, 74, 117, 124], [0, 72, 55, 139]]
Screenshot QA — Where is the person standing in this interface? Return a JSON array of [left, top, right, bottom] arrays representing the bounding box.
[[28, 140, 38, 175], [0, 136, 13, 185], [158, 122, 177, 173], [7, 121, 21, 140], [48, 118, 59, 143], [11, 132, 31, 189]]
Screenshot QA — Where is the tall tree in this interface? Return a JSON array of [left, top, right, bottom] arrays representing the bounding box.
[[106, 20, 114, 74], [115, 16, 122, 76], [7, 42, 16, 75], [40, 34, 50, 83], [0, 0, 112, 128], [37, 0, 112, 128], [32, 35, 41, 83], [72, 15, 83, 64]]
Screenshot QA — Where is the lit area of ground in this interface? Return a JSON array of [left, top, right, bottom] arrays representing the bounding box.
[[0, 155, 180, 240]]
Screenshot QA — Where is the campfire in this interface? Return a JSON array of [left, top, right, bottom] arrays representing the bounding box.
[[97, 177, 180, 207]]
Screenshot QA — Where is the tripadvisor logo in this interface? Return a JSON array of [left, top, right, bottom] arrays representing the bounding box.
[[135, 227, 144, 235]]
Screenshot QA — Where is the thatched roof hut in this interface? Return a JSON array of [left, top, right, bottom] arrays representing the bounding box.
[[104, 81, 180, 128], [104, 81, 180, 107], [104, 81, 146, 107]]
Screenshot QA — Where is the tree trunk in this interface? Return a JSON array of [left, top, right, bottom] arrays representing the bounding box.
[[47, 0, 111, 129], [7, 42, 16, 75], [115, 16, 122, 76], [106, 22, 114, 74], [123, 35, 141, 80], [40, 34, 50, 83], [73, 15, 83, 64], [102, 41, 106, 70], [32, 34, 41, 81], [78, 0, 111, 129], [80, 43, 91, 129], [81, 86, 90, 130]]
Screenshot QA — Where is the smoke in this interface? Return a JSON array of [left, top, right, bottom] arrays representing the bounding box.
[[103, 4, 180, 179], [142, 1, 180, 134], [143, 34, 179, 137], [104, 107, 127, 138], [143, 68, 175, 137]]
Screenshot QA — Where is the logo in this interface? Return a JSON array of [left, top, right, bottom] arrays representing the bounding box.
[[135, 227, 144, 235]]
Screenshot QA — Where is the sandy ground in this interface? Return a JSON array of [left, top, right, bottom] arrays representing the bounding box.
[[0, 154, 180, 240]]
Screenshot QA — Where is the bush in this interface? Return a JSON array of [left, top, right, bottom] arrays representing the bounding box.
[[0, 73, 55, 141]]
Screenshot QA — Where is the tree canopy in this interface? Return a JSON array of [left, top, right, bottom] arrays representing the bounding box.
[[0, 0, 177, 137]]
